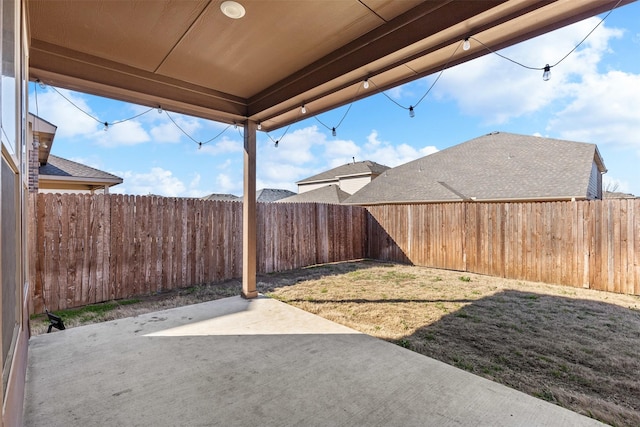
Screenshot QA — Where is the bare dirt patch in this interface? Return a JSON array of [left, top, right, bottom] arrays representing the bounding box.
[[32, 260, 640, 426]]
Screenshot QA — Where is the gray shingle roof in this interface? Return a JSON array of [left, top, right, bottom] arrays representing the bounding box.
[[296, 160, 390, 184], [344, 132, 604, 204], [203, 193, 241, 201], [256, 188, 296, 202], [277, 185, 350, 204], [39, 155, 122, 183]]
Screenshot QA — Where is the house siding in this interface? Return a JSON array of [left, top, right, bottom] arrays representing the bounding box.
[[339, 175, 372, 195], [299, 181, 337, 194], [587, 161, 601, 200]]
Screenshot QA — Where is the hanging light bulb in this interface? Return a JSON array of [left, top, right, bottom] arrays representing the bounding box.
[[198, 142, 203, 150], [274, 140, 279, 148], [157, 106, 163, 114], [301, 105, 307, 114], [463, 38, 471, 51], [363, 79, 369, 89], [103, 122, 109, 131], [257, 122, 262, 130], [409, 106, 415, 118], [234, 122, 238, 129], [332, 127, 336, 137], [37, 79, 46, 89], [542, 64, 551, 81]]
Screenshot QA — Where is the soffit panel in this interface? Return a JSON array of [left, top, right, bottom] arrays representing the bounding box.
[[156, 1, 385, 98], [360, 0, 425, 22], [28, 0, 209, 72]]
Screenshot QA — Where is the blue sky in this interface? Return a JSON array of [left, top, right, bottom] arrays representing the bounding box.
[[30, 2, 640, 197]]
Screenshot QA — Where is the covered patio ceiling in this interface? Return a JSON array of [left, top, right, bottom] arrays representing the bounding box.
[[27, 0, 632, 132]]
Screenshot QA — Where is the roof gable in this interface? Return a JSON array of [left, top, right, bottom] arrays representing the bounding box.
[[297, 160, 390, 185], [345, 132, 603, 204], [256, 188, 296, 202], [39, 155, 123, 183], [278, 184, 350, 204]]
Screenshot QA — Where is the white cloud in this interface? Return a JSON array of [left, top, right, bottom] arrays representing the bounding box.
[[30, 88, 98, 137], [201, 137, 243, 155], [362, 130, 438, 167], [324, 139, 361, 167], [547, 71, 640, 149], [149, 120, 184, 143], [94, 120, 150, 147], [602, 175, 630, 193], [214, 173, 239, 194], [114, 167, 187, 196], [432, 18, 623, 124]]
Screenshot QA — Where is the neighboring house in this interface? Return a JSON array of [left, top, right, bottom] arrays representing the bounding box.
[[604, 191, 638, 199], [345, 132, 607, 205], [202, 193, 241, 201], [296, 160, 389, 195], [278, 184, 350, 204], [257, 188, 295, 202], [28, 113, 123, 194], [38, 155, 123, 194], [202, 188, 295, 203]]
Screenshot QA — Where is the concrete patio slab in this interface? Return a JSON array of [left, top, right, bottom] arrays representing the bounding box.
[[24, 295, 603, 426]]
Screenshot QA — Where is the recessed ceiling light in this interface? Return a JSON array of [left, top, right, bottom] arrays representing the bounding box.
[[221, 1, 245, 19]]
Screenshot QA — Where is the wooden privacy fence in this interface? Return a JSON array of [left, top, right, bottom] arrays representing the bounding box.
[[367, 200, 640, 295], [30, 194, 367, 313], [30, 194, 639, 313]]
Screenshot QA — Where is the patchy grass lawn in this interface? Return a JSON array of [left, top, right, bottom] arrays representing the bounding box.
[[31, 260, 640, 426]]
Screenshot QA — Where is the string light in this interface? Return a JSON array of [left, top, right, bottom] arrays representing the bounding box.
[[409, 106, 415, 118], [332, 127, 336, 137], [463, 37, 471, 51], [363, 79, 369, 89], [266, 124, 291, 149], [198, 142, 202, 149], [257, 122, 262, 130], [301, 104, 307, 114], [157, 106, 163, 114], [103, 122, 109, 131], [37, 79, 46, 89], [466, 0, 621, 83]]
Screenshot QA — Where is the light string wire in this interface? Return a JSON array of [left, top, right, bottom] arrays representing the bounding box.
[[35, 80, 236, 147], [368, 39, 463, 112], [266, 124, 292, 147], [165, 110, 233, 148], [469, 0, 623, 71], [50, 82, 155, 126], [313, 81, 364, 135]]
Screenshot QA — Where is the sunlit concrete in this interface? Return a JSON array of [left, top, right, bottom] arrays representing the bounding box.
[[24, 296, 603, 426]]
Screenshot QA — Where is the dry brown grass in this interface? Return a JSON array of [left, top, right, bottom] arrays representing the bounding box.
[[32, 260, 640, 426]]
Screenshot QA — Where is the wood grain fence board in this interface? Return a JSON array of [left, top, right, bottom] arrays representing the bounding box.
[[161, 198, 174, 292], [141, 195, 151, 295], [624, 200, 633, 294], [87, 195, 98, 305], [616, 199, 626, 293], [80, 195, 90, 305], [634, 200, 640, 295]]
